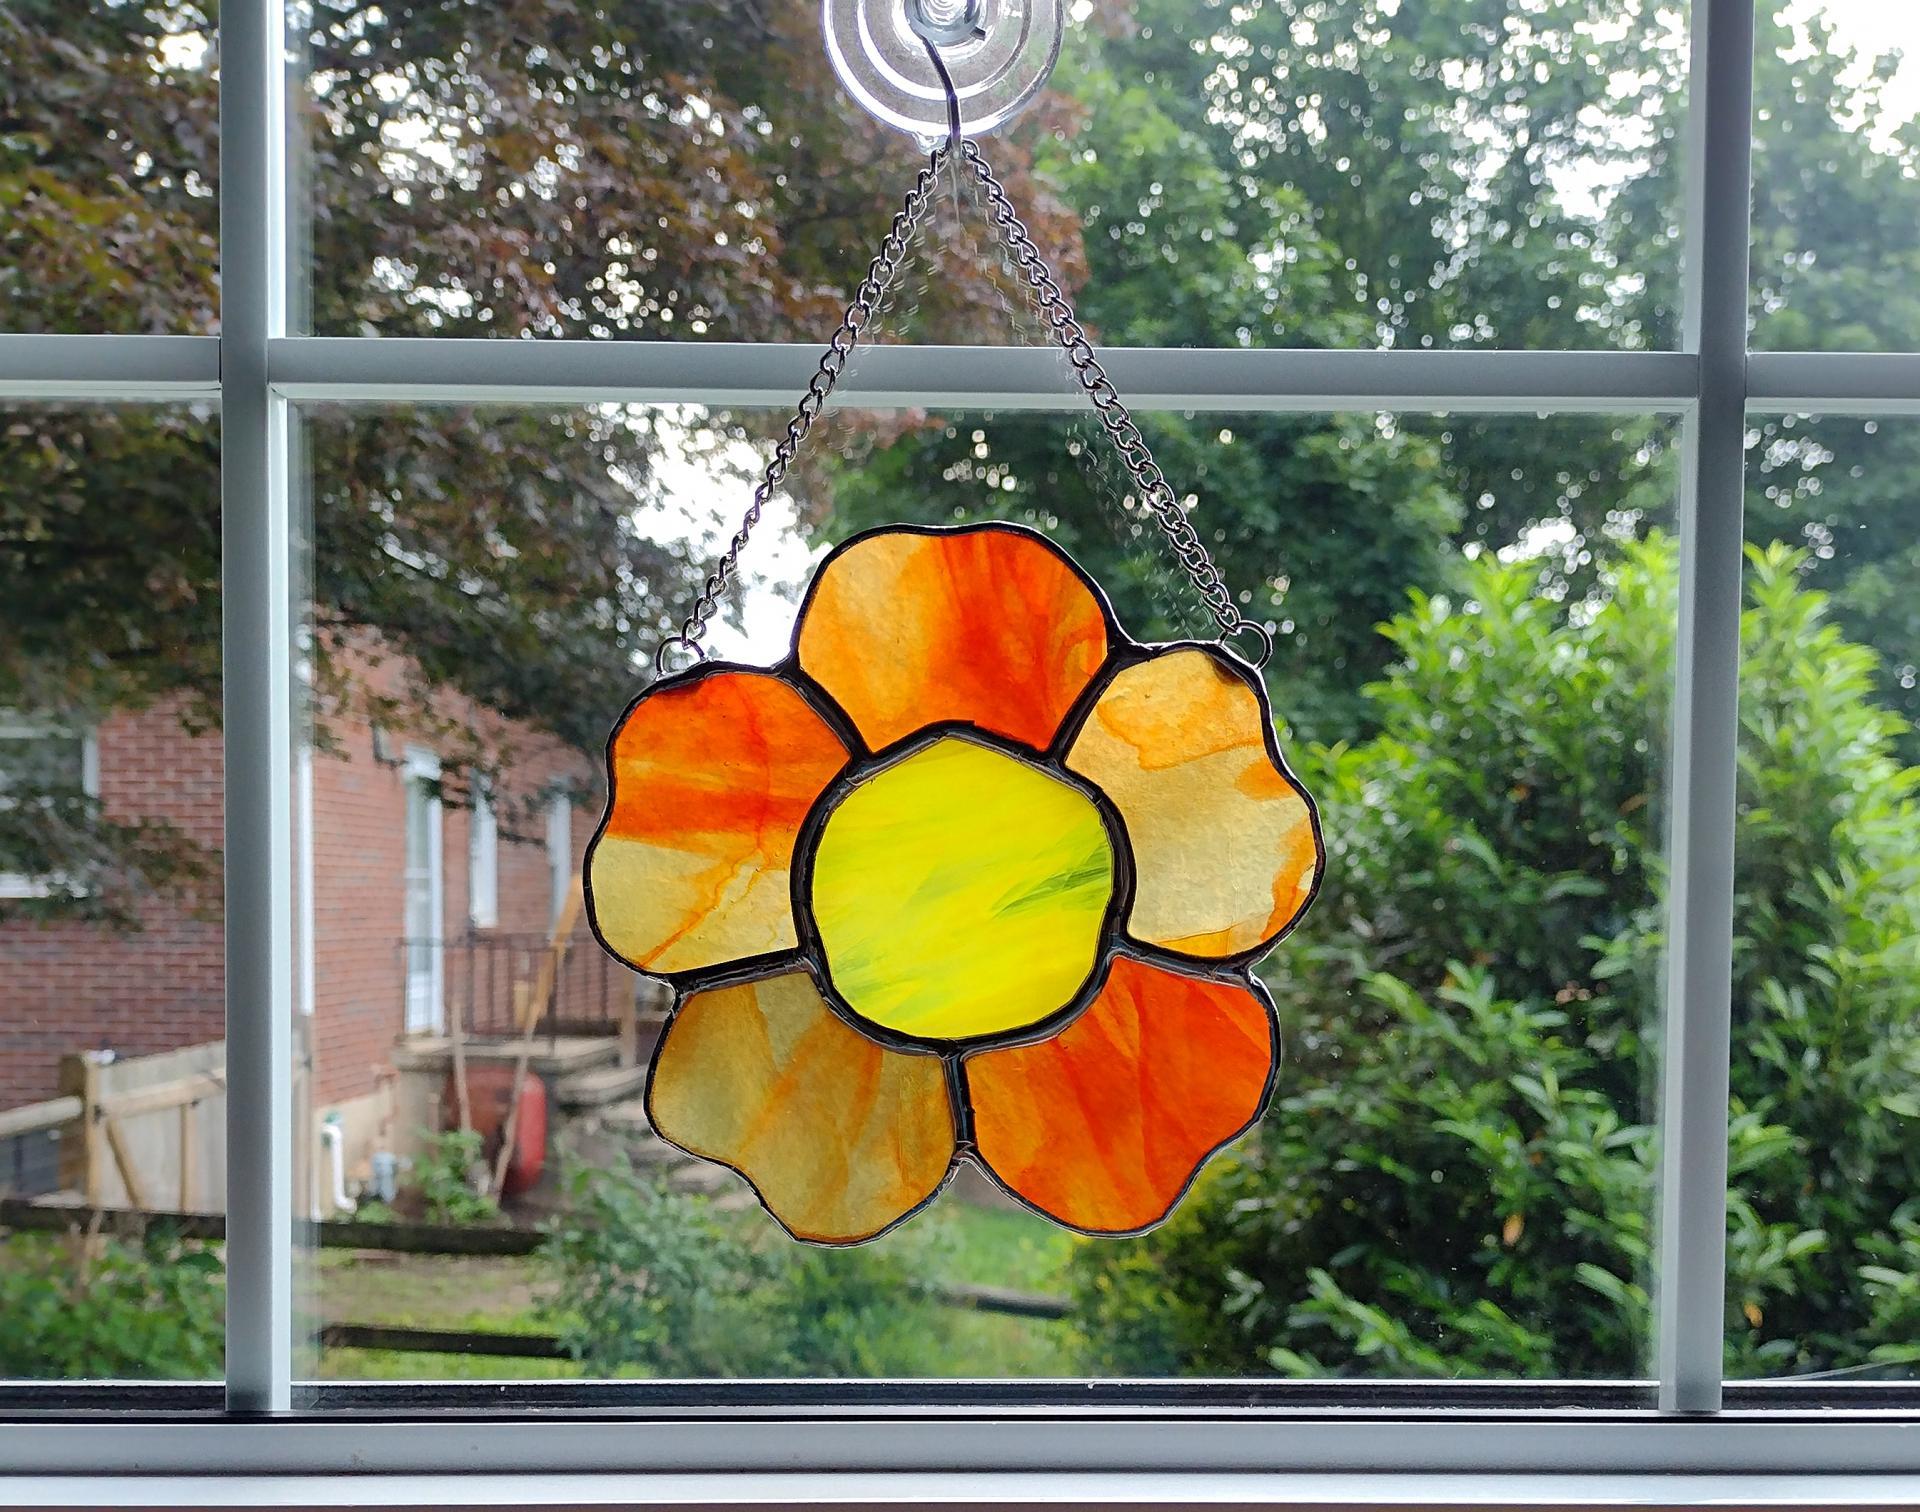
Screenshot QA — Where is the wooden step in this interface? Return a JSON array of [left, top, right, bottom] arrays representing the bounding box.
[[392, 1035, 618, 1079], [622, 1133, 682, 1169], [596, 1098, 655, 1134], [667, 1160, 738, 1196], [552, 1061, 649, 1110]]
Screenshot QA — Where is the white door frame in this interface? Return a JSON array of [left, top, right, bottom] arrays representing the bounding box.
[[545, 791, 572, 927], [402, 747, 444, 1035]]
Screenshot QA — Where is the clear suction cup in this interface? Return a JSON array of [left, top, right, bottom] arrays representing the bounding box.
[[823, 0, 1065, 142]]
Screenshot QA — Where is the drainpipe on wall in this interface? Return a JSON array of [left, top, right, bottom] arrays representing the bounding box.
[[317, 1115, 352, 1215]]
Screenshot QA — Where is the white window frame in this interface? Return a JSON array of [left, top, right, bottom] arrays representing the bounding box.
[[3, 0, 1920, 1501], [0, 714, 100, 899]]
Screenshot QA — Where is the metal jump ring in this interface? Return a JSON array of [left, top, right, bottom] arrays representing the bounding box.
[[1221, 620, 1274, 670], [652, 634, 707, 678]]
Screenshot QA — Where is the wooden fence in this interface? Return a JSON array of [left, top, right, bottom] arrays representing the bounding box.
[[0, 1042, 225, 1211]]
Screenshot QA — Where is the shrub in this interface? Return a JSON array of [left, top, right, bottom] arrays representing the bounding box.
[[413, 1128, 500, 1227], [541, 1155, 951, 1377], [1071, 537, 1920, 1377], [0, 1227, 224, 1379]]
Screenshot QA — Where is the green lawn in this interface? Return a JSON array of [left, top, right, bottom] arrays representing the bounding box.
[[935, 1200, 1076, 1291], [308, 1194, 1079, 1381]]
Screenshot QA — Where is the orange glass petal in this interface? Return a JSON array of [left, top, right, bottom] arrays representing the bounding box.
[[1067, 647, 1319, 958], [965, 955, 1274, 1234], [587, 670, 849, 976], [796, 525, 1110, 751], [648, 969, 956, 1243]]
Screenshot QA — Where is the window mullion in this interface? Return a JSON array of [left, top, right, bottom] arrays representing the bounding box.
[[263, 336, 1701, 412], [1744, 351, 1920, 412], [220, 0, 296, 1413], [0, 333, 222, 399], [1655, 0, 1755, 1416]]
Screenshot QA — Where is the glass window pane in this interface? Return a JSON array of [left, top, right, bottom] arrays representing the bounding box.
[[1750, 5, 1920, 352], [0, 402, 225, 1381], [0, 731, 89, 799], [293, 396, 1676, 1384], [1726, 413, 1920, 1380], [294, 1, 1687, 351], [0, 3, 219, 334]]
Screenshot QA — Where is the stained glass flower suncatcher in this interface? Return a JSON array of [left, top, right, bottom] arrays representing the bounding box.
[[585, 522, 1324, 1244]]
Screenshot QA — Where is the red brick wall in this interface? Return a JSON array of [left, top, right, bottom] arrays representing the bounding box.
[[0, 653, 624, 1112], [304, 647, 617, 1107], [306, 715, 408, 1110]]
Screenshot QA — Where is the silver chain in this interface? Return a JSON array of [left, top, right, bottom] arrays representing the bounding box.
[[954, 141, 1265, 661], [654, 149, 950, 674], [658, 140, 1271, 673]]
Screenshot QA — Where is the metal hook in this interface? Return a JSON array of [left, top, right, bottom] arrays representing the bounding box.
[[917, 33, 964, 153]]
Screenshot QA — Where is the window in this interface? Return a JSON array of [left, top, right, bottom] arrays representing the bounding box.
[[0, 717, 98, 899], [467, 782, 498, 930], [0, 403, 226, 1387], [6, 0, 1920, 1499], [1727, 412, 1920, 1381]]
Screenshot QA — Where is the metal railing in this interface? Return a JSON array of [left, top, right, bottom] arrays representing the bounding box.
[[397, 929, 632, 1044]]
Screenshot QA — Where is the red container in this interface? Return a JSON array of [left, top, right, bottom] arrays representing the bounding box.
[[442, 1063, 547, 1198]]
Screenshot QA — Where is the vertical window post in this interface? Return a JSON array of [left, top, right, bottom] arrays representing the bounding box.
[[221, 0, 295, 1413], [1656, 0, 1755, 1415]]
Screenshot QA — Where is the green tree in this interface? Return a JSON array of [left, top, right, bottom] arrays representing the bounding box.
[[1688, 0, 1920, 964], [1, 0, 1075, 914], [1623, 6, 1920, 734], [813, 0, 1688, 739]]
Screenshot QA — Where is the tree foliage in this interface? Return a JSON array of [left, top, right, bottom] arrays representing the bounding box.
[[812, 0, 1690, 738], [0, 0, 1074, 907], [1072, 541, 1920, 1377]]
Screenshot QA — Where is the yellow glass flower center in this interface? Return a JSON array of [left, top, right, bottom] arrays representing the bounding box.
[[808, 735, 1115, 1042]]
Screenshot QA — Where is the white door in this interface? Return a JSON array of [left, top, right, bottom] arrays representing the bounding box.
[[403, 750, 445, 1034]]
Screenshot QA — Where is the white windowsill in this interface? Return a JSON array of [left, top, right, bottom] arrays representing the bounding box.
[[6, 1468, 1920, 1508], [4, 1410, 1920, 1482]]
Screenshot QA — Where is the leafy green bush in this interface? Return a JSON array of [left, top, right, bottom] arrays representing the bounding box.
[[1721, 546, 1920, 1373], [413, 1128, 500, 1227], [772, 1227, 950, 1377], [1071, 537, 1920, 1377], [541, 1156, 953, 1376], [1856, 1203, 1920, 1375], [0, 1228, 224, 1379], [542, 1156, 774, 1375]]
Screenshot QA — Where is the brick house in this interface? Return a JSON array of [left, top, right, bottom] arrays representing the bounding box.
[[0, 646, 638, 1206]]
